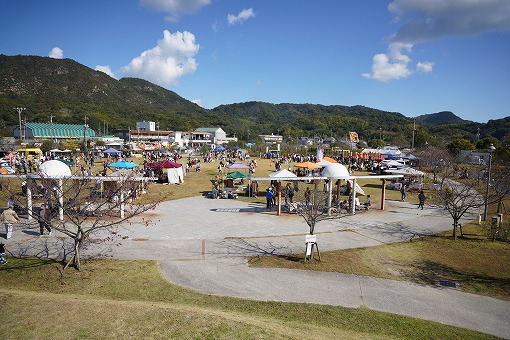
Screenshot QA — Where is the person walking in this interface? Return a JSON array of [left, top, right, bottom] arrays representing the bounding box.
[[1, 205, 20, 239], [418, 190, 426, 210], [39, 203, 52, 236]]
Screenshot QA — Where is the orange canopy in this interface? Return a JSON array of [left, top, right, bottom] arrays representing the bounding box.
[[322, 156, 338, 163], [294, 161, 323, 169]]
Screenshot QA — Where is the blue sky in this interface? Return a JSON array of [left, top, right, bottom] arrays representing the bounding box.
[[1, 0, 509, 123]]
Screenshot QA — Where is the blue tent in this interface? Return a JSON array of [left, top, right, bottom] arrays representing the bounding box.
[[108, 161, 138, 169], [103, 147, 121, 155], [216, 145, 225, 151]]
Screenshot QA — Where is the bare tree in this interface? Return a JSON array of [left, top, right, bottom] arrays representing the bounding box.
[[433, 178, 483, 239], [416, 145, 455, 186], [294, 182, 329, 235], [1, 171, 160, 270], [292, 181, 330, 260]]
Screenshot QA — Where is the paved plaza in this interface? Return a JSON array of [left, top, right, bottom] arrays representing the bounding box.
[[4, 197, 510, 338]]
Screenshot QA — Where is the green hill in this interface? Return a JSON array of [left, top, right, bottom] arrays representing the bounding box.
[[1, 54, 507, 147], [415, 111, 466, 125]]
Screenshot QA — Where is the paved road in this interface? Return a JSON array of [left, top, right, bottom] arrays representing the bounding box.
[[5, 197, 510, 338]]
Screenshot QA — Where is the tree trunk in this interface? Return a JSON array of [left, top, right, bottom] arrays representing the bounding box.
[[65, 231, 84, 271], [452, 221, 458, 240]]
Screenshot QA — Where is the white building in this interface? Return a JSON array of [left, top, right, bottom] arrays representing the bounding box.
[[136, 121, 156, 131]]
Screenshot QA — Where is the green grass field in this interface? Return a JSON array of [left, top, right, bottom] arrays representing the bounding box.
[[0, 155, 507, 338]]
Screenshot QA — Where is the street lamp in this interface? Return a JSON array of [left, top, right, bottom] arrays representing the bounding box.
[[483, 143, 496, 221]]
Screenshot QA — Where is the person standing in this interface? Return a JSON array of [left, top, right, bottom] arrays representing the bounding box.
[[1, 205, 20, 239], [304, 187, 311, 206], [39, 203, 52, 236], [285, 183, 294, 205], [418, 190, 426, 210], [400, 183, 407, 201], [265, 188, 273, 209]]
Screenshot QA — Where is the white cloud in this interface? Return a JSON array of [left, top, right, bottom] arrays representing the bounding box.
[[140, 0, 211, 21], [191, 99, 203, 107], [228, 8, 255, 25], [388, 0, 510, 43], [362, 43, 413, 82], [95, 65, 116, 78], [416, 61, 434, 73], [366, 0, 510, 82], [122, 30, 199, 87], [49, 47, 63, 59]]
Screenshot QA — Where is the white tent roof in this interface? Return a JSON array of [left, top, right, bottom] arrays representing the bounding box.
[[381, 160, 404, 167], [269, 169, 297, 178], [321, 163, 350, 177], [38, 160, 72, 178]]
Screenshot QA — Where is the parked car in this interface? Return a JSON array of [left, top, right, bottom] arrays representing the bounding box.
[[0, 160, 16, 174]]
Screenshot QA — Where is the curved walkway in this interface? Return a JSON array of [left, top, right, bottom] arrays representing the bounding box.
[[6, 197, 510, 338]]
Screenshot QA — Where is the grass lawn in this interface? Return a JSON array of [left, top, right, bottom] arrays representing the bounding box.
[[0, 258, 497, 339], [1, 156, 508, 338]]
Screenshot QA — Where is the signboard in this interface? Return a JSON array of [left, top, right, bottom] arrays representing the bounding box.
[[349, 131, 359, 143], [305, 234, 316, 243]]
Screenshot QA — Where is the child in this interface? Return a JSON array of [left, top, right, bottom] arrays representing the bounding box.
[[364, 195, 372, 209]]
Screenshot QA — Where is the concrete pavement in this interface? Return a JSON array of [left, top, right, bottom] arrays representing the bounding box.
[[4, 197, 510, 338]]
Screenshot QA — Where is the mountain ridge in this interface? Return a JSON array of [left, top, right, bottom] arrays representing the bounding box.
[[1, 54, 508, 146]]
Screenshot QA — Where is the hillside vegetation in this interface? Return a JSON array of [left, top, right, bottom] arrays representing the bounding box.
[[1, 54, 508, 145]]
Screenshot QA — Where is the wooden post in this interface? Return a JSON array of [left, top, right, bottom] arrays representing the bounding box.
[[277, 181, 281, 216]]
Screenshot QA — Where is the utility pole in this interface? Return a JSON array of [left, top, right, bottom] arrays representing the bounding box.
[[14, 107, 26, 141], [83, 116, 89, 152], [50, 114, 57, 142], [411, 120, 416, 149]]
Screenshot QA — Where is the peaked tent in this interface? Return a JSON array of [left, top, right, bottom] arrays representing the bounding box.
[[269, 169, 297, 178], [226, 162, 250, 169], [294, 161, 323, 169], [150, 160, 182, 169], [103, 147, 121, 155], [151, 160, 184, 184], [225, 171, 249, 179], [322, 156, 338, 163], [108, 160, 138, 169]]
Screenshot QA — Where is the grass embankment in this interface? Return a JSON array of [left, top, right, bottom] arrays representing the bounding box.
[[0, 258, 496, 339]]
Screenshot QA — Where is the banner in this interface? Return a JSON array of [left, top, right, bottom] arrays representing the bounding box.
[[349, 131, 359, 143]]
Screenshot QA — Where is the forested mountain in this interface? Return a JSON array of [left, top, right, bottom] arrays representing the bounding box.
[[0, 54, 507, 147], [415, 111, 466, 125]]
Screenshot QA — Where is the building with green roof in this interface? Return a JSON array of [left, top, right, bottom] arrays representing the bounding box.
[[14, 122, 96, 141]]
